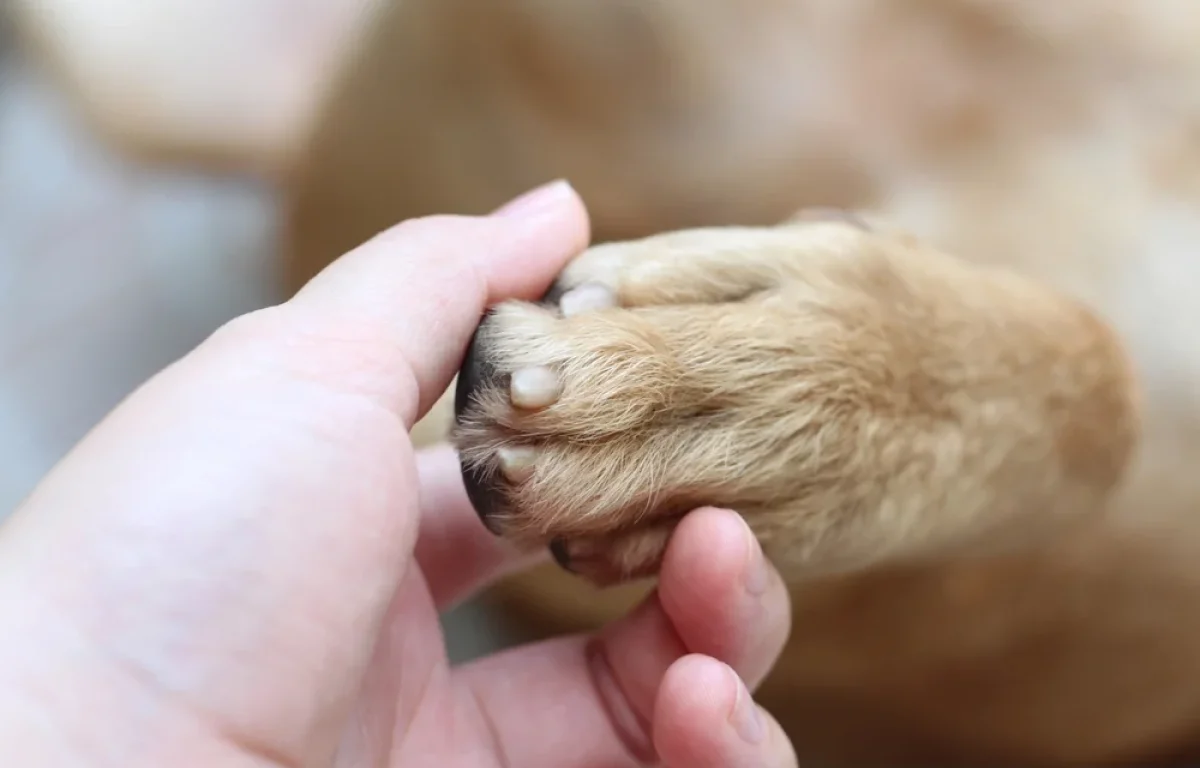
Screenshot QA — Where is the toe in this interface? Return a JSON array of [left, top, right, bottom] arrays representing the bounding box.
[[510, 366, 562, 409], [559, 282, 617, 317], [547, 526, 673, 587], [549, 537, 575, 572], [497, 445, 537, 482]]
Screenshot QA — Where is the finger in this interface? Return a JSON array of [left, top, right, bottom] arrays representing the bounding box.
[[449, 506, 792, 766], [658, 507, 792, 690], [0, 182, 587, 765], [577, 507, 791, 755], [654, 654, 798, 768], [280, 179, 590, 426], [412, 444, 546, 609]]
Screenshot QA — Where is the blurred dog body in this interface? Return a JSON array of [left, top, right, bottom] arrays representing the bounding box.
[[276, 1, 1200, 764]]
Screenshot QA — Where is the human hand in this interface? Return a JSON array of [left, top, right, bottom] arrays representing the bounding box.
[[0, 181, 797, 767]]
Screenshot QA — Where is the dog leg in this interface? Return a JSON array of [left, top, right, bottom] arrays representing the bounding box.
[[454, 214, 1140, 584]]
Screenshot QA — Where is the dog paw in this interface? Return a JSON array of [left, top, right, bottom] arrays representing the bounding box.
[[451, 209, 1136, 586], [452, 211, 886, 582]]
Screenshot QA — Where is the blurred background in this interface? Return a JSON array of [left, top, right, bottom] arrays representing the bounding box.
[[0, 34, 279, 513], [0, 0, 535, 662], [7, 2, 1191, 762]]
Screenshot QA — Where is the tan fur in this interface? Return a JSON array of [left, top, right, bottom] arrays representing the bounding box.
[[285, 0, 1200, 764], [456, 221, 1138, 580]]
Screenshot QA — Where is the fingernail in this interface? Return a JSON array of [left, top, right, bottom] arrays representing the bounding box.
[[728, 668, 765, 744], [742, 517, 769, 597], [492, 179, 574, 219]]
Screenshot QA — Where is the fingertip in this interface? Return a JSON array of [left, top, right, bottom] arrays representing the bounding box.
[[263, 181, 591, 430], [658, 507, 755, 631], [490, 179, 583, 224], [482, 180, 592, 301], [664, 508, 751, 575], [658, 507, 792, 689], [652, 652, 734, 758], [654, 655, 798, 768]]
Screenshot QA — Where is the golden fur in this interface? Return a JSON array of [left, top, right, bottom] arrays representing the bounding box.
[[284, 0, 1200, 764], [456, 219, 1138, 581]]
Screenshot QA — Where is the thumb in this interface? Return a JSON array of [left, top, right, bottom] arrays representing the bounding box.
[[282, 179, 589, 426], [0, 180, 588, 766]]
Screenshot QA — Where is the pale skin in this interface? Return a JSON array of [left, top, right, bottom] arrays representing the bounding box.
[[0, 181, 796, 767]]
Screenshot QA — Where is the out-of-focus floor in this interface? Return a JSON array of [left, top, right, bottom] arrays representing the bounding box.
[[0, 42, 524, 663]]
